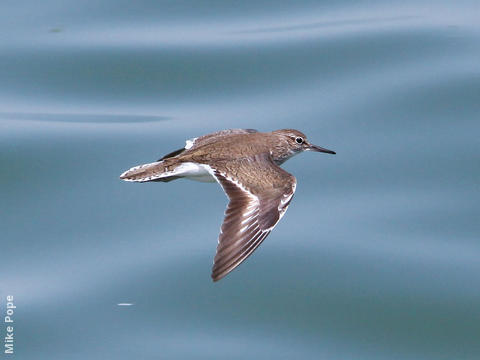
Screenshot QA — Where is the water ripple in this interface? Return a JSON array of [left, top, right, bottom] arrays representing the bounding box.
[[0, 111, 169, 123], [1, 1, 479, 359]]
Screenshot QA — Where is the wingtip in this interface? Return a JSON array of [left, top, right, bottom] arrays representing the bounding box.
[[211, 272, 223, 282]]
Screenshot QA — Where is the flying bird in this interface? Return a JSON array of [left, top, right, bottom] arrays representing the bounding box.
[[120, 129, 335, 281]]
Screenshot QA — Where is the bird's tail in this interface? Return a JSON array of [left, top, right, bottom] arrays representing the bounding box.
[[119, 159, 179, 182]]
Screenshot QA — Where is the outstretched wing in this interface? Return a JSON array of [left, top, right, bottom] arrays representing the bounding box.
[[210, 153, 296, 281], [157, 129, 258, 161]]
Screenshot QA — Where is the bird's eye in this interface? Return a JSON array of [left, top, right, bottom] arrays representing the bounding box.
[[295, 137, 304, 144]]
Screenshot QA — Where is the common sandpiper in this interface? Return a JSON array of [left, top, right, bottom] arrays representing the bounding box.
[[120, 129, 335, 281]]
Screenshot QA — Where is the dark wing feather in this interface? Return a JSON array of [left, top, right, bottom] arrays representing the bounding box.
[[211, 153, 296, 281], [157, 148, 185, 161]]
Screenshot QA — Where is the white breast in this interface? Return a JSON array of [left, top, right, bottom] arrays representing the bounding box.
[[172, 162, 216, 183]]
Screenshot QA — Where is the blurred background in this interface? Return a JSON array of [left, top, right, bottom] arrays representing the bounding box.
[[1, 1, 479, 359]]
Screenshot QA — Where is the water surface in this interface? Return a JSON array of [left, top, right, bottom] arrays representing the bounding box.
[[1, 1, 479, 359]]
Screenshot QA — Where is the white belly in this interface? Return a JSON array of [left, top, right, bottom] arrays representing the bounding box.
[[172, 162, 216, 183]]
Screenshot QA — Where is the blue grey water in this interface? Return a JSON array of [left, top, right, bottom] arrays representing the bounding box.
[[1, 1, 479, 359]]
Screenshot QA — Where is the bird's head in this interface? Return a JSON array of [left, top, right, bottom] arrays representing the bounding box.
[[271, 129, 335, 163]]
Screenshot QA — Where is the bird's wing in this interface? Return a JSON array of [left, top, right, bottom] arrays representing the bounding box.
[[210, 153, 296, 281], [191, 129, 258, 148], [158, 129, 258, 161]]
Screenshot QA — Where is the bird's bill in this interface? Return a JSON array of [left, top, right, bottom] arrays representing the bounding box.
[[307, 144, 336, 154]]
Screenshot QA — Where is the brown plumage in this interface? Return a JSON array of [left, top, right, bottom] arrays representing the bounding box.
[[120, 129, 335, 281]]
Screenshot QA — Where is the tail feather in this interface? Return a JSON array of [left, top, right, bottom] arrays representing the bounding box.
[[120, 160, 174, 182]]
